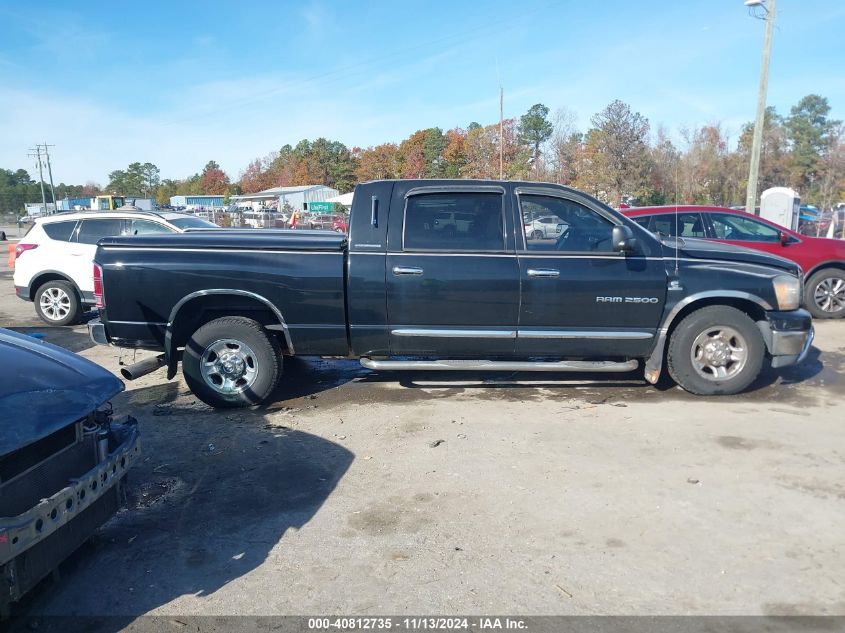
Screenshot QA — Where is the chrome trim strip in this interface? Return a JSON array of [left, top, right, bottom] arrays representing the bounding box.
[[100, 247, 341, 255], [107, 320, 168, 326], [391, 328, 517, 339], [518, 330, 654, 340], [360, 358, 639, 373]]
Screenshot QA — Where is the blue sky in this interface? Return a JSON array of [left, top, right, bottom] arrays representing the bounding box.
[[1, 0, 843, 185]]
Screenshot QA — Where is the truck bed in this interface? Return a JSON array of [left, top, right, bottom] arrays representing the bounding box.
[[96, 231, 349, 355]]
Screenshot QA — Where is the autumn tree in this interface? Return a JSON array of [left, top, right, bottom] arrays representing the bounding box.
[[737, 107, 790, 194], [442, 128, 468, 178], [200, 160, 231, 195], [355, 143, 399, 181]]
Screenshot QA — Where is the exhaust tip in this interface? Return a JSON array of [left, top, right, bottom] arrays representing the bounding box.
[[120, 367, 133, 380]]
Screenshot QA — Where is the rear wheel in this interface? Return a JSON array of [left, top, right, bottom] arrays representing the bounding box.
[[667, 306, 764, 396], [182, 317, 282, 408], [805, 268, 845, 319], [34, 280, 81, 326], [531, 230, 543, 240]]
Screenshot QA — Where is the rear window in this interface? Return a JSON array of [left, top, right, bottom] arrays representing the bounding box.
[[77, 218, 126, 245], [651, 213, 706, 238], [404, 192, 505, 252], [42, 220, 77, 242]]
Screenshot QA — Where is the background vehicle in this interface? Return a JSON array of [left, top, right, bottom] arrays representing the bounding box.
[[12, 210, 219, 326], [0, 328, 139, 617], [525, 215, 567, 239], [624, 205, 845, 319], [332, 215, 349, 233], [91, 180, 812, 408]]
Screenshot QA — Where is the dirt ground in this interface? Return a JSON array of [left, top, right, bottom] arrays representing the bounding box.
[[2, 268, 845, 620]]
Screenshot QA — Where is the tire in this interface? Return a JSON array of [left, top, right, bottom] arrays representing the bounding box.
[[33, 280, 81, 326], [182, 316, 282, 408], [667, 305, 764, 396], [0, 231, 6, 241], [531, 230, 543, 240], [804, 268, 845, 319]]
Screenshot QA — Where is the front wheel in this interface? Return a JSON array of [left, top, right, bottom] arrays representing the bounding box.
[[183, 316, 282, 408], [666, 306, 764, 396], [805, 269, 845, 319]]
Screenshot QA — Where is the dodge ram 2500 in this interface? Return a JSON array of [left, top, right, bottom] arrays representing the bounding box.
[[88, 179, 814, 408]]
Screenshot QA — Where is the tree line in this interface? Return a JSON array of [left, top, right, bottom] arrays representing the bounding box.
[[236, 93, 843, 209], [1, 93, 841, 215]]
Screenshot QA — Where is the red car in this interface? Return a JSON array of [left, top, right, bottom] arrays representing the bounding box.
[[623, 205, 845, 319], [332, 215, 349, 233]]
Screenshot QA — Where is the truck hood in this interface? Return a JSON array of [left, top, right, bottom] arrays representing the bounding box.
[[0, 328, 123, 456], [661, 237, 800, 275]]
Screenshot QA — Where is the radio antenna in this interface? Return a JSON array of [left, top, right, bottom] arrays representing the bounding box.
[[674, 163, 680, 276]]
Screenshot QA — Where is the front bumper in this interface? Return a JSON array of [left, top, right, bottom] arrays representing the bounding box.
[[0, 420, 141, 568], [758, 309, 815, 369], [88, 318, 109, 345]]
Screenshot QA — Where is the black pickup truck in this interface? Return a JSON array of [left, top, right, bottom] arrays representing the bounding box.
[[88, 179, 813, 408]]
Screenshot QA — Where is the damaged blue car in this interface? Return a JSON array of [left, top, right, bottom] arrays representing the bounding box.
[[0, 328, 140, 617]]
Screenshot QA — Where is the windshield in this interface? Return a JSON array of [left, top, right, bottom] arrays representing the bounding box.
[[168, 216, 219, 229]]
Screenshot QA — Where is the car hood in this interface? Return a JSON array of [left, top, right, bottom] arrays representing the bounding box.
[[661, 237, 800, 274], [0, 328, 123, 456]]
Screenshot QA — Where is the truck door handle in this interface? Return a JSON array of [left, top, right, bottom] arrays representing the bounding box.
[[527, 268, 560, 278], [392, 266, 423, 276]]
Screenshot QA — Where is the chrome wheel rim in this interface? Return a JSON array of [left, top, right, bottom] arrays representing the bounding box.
[[690, 325, 748, 381], [199, 339, 259, 395], [813, 277, 845, 313], [39, 287, 71, 321]]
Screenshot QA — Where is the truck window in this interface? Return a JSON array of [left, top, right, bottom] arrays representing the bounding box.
[[519, 195, 614, 252], [710, 213, 780, 242], [42, 220, 78, 242], [403, 193, 505, 252], [651, 213, 706, 238], [77, 219, 126, 244]]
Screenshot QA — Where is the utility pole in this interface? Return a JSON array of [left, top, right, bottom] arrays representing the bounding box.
[[499, 85, 504, 180], [745, 0, 776, 216], [28, 146, 48, 212], [42, 143, 57, 213]]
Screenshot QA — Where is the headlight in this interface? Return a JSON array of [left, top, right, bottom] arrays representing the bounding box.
[[773, 275, 801, 310]]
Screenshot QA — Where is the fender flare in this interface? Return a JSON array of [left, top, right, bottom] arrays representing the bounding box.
[[643, 290, 774, 384], [164, 289, 294, 378]]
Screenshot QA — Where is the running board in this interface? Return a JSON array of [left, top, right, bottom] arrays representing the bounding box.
[[359, 358, 639, 372]]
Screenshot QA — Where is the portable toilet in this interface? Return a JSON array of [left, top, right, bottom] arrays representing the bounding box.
[[760, 187, 800, 231]]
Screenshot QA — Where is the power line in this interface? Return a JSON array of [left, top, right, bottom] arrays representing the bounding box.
[[27, 145, 48, 211], [42, 143, 57, 210]]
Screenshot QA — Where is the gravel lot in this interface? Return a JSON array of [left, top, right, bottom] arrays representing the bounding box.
[[2, 267, 844, 619]]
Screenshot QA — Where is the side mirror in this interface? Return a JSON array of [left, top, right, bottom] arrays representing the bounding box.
[[612, 225, 637, 253], [779, 231, 789, 246]]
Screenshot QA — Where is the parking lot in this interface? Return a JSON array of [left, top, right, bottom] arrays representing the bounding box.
[[2, 265, 845, 618]]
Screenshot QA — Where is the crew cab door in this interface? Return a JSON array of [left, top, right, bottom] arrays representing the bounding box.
[[513, 187, 667, 358], [385, 184, 520, 356]]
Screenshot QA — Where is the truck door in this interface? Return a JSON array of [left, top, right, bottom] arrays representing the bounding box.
[[513, 187, 666, 358], [385, 184, 520, 357]]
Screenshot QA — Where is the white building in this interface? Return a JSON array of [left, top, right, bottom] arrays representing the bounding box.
[[229, 185, 339, 212]]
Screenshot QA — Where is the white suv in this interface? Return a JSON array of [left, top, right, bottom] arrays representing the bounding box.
[[13, 210, 218, 325]]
